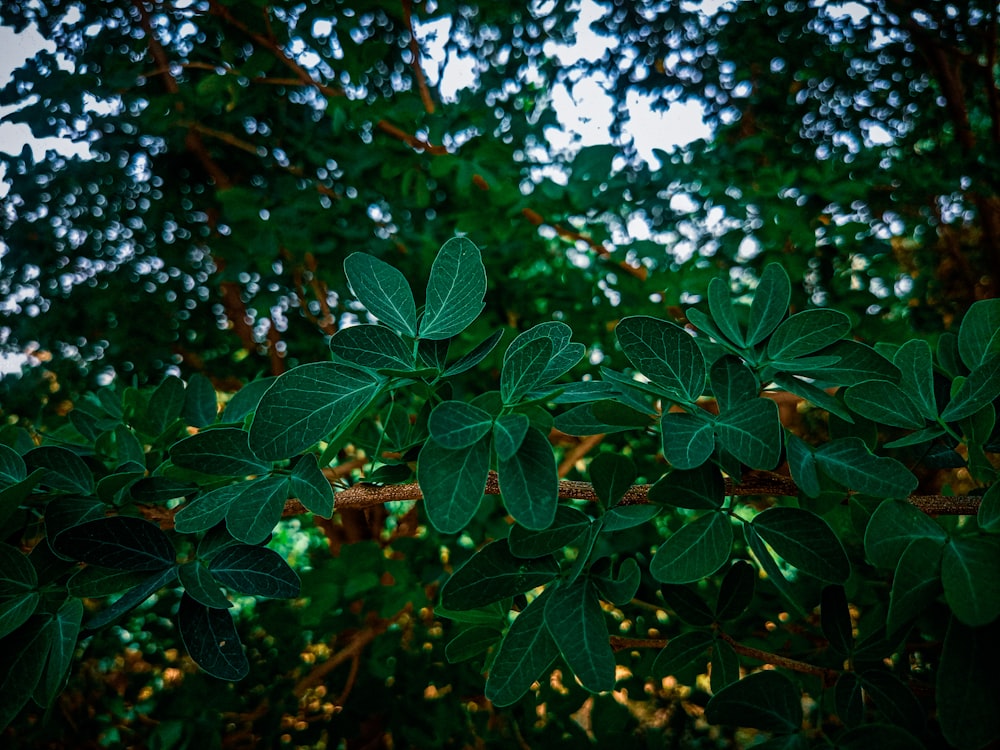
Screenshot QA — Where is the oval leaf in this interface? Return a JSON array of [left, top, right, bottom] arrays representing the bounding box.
[[544, 579, 616, 693], [210, 544, 301, 599], [53, 516, 175, 571], [177, 594, 249, 681], [428, 400, 495, 450], [705, 670, 803, 733], [344, 252, 417, 336], [752, 507, 850, 584], [419, 237, 487, 340], [418, 435, 491, 534], [171, 427, 270, 476], [484, 590, 559, 707], [497, 426, 558, 531], [330, 324, 414, 371], [440, 539, 559, 610], [651, 512, 733, 584], [616, 316, 707, 402]]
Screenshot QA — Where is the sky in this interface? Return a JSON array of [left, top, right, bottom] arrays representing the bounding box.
[[0, 1, 713, 375]]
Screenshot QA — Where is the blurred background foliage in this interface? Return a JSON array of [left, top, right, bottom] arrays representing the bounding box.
[[1, 0, 998, 747]]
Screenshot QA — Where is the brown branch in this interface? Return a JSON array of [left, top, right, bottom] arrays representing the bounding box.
[[611, 631, 840, 685], [375, 120, 448, 155], [402, 0, 435, 114], [293, 606, 411, 698], [521, 208, 648, 281], [717, 631, 840, 686], [326, 470, 981, 516]]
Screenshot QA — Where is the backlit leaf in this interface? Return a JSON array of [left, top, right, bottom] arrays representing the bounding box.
[[419, 237, 487, 340], [249, 363, 381, 460], [330, 324, 414, 371], [616, 316, 706, 402], [344, 252, 417, 336]]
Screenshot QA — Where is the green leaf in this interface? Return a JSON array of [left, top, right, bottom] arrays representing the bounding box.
[[445, 626, 502, 663], [440, 539, 558, 610], [859, 669, 924, 733], [25, 446, 95, 495], [591, 557, 641, 606], [784, 433, 820, 498], [589, 452, 636, 508], [86, 566, 179, 630], [652, 630, 713, 679], [795, 340, 901, 386], [705, 670, 802, 733], [821, 585, 853, 656], [114, 424, 146, 471], [883, 426, 947, 449], [844, 380, 926, 429], [648, 464, 725, 510], [979, 482, 1000, 533], [221, 377, 276, 423], [419, 237, 487, 340], [226, 475, 289, 544], [744, 525, 807, 616], [290, 453, 334, 517], [660, 583, 715, 625], [715, 397, 782, 469], [746, 264, 791, 347], [650, 512, 733, 584], [0, 543, 37, 595], [864, 500, 947, 569], [52, 516, 175, 571], [508, 505, 592, 558], [249, 362, 381, 460], [171, 427, 271, 476], [0, 619, 51, 731], [766, 309, 850, 360], [443, 329, 504, 377], [544, 579, 615, 693], [555, 400, 653, 436], [177, 594, 249, 681], [941, 535, 1000, 626], [485, 589, 559, 707], [502, 322, 575, 382], [661, 412, 715, 469], [752, 507, 850, 584], [601, 503, 660, 531], [146, 376, 186, 434], [834, 672, 865, 728], [711, 638, 740, 692], [958, 298, 1000, 369], [937, 617, 1000, 750], [33, 598, 84, 707], [815, 438, 918, 499], [418, 434, 491, 534], [183, 372, 218, 428], [498, 426, 558, 531], [893, 339, 938, 420], [941, 353, 1000, 422], [493, 413, 529, 461], [67, 566, 149, 598], [710, 356, 758, 412], [887, 537, 944, 634], [501, 337, 553, 405], [179, 561, 233, 609], [0, 469, 44, 530], [707, 276, 744, 346], [616, 316, 706, 402], [772, 372, 854, 422], [210, 544, 300, 598], [330, 324, 414, 371], [715, 560, 756, 621], [174, 483, 244, 534], [344, 252, 417, 336], [428, 400, 495, 449], [0, 444, 27, 487], [0, 592, 39, 640]]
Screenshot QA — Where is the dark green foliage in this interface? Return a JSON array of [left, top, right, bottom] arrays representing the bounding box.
[[2, 0, 1000, 745], [1, 237, 999, 748]]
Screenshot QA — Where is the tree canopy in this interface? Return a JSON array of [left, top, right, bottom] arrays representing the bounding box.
[[1, 2, 999, 749]]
